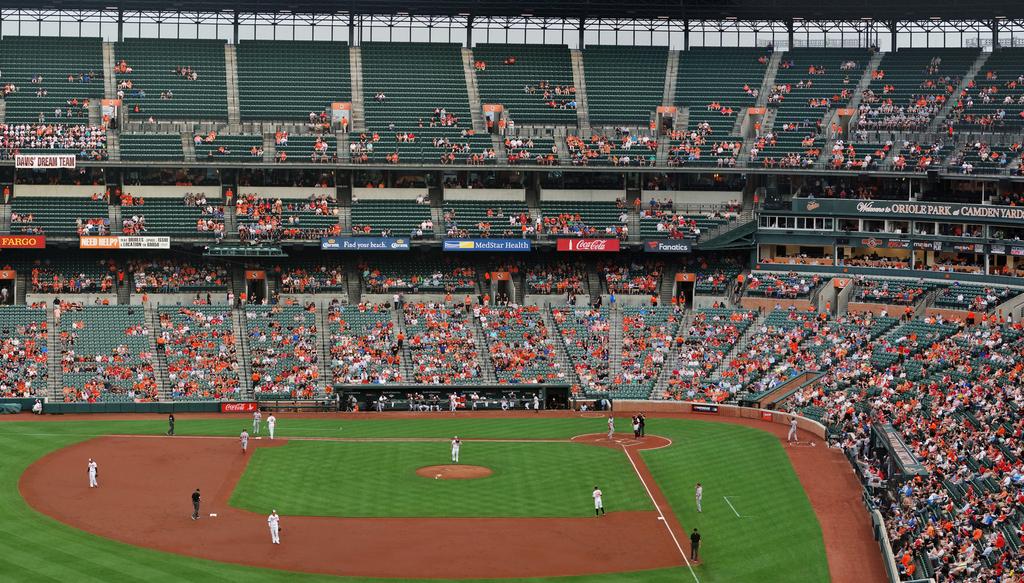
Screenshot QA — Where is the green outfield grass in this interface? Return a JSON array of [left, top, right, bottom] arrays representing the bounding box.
[[231, 441, 652, 517], [0, 416, 831, 583]]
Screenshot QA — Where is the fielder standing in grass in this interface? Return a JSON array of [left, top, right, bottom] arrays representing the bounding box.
[[268, 510, 281, 544], [191, 488, 201, 520], [267, 414, 277, 439], [252, 409, 262, 435], [451, 436, 461, 463], [87, 458, 98, 488], [788, 416, 798, 444], [695, 482, 703, 512], [240, 429, 249, 454], [593, 486, 605, 516]]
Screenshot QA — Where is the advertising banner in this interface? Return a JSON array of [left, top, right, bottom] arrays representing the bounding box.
[[443, 239, 532, 252], [794, 198, 1024, 226], [643, 240, 692, 253], [321, 237, 410, 251], [556, 238, 620, 252], [220, 402, 259, 413], [16, 155, 76, 169], [0, 235, 45, 249], [79, 236, 171, 249], [691, 403, 719, 414]]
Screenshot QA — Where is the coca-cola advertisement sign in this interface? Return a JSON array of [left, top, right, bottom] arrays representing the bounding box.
[[556, 238, 621, 252], [220, 402, 259, 413]]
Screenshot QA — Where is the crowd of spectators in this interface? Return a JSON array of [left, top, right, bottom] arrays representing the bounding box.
[[0, 124, 107, 160], [327, 301, 402, 385], [477, 304, 563, 384], [0, 308, 48, 398], [157, 307, 241, 400], [130, 260, 229, 293], [745, 272, 819, 298], [526, 262, 586, 296], [280, 265, 346, 294], [236, 193, 341, 242], [246, 304, 321, 399], [404, 302, 481, 384], [602, 260, 663, 295]]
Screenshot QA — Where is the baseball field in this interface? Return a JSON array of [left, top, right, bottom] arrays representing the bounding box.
[[0, 411, 884, 583]]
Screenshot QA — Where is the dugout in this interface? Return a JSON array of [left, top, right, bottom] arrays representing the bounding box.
[[339, 385, 570, 411]]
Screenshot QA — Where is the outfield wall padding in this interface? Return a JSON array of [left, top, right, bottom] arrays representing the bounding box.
[[614, 400, 828, 440]]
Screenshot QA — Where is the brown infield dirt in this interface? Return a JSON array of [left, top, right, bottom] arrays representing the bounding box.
[[416, 464, 494, 479], [14, 411, 885, 582]]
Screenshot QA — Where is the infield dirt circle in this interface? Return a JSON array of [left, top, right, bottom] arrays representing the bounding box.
[[416, 464, 493, 479]]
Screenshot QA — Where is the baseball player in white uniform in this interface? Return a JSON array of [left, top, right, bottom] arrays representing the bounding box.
[[451, 436, 461, 463], [533, 394, 540, 411], [607, 416, 615, 440], [449, 394, 458, 412], [253, 410, 262, 435], [593, 486, 605, 516], [240, 429, 250, 453], [87, 459, 99, 488], [267, 414, 277, 439], [267, 510, 281, 544], [788, 417, 798, 443], [695, 482, 703, 512]]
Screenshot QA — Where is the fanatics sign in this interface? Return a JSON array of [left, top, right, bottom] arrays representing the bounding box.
[[556, 238, 621, 252]]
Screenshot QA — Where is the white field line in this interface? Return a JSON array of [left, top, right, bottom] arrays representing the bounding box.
[[621, 445, 701, 583], [723, 496, 742, 518]]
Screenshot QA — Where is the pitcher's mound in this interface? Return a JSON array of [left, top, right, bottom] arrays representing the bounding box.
[[417, 465, 493, 480]]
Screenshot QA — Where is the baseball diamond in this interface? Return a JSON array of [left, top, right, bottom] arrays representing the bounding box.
[[0, 1, 1021, 582]]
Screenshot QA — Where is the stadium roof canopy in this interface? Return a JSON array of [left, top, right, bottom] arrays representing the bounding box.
[[3, 0, 1021, 21]]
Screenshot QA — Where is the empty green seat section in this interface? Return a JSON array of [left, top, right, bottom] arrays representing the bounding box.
[[353, 127, 494, 165], [934, 284, 1015, 311], [584, 46, 667, 125], [11, 196, 108, 235], [675, 48, 769, 133], [350, 199, 432, 237], [0, 36, 104, 124], [361, 42, 471, 129], [473, 44, 577, 125], [115, 38, 228, 121], [237, 40, 351, 122], [59, 306, 157, 402], [120, 133, 184, 161], [194, 134, 262, 162]]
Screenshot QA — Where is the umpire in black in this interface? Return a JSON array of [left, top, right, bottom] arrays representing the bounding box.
[[690, 528, 701, 560], [167, 414, 175, 436], [191, 488, 201, 520]]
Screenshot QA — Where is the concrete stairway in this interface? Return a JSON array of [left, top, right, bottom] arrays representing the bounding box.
[[608, 307, 623, 381], [755, 50, 784, 108], [587, 270, 602, 305], [262, 133, 276, 162], [231, 308, 254, 399], [101, 42, 117, 100], [470, 316, 498, 384], [106, 131, 120, 161], [224, 44, 241, 128], [569, 50, 591, 135], [181, 133, 196, 162], [47, 307, 61, 400], [349, 47, 366, 133], [395, 307, 415, 382], [461, 48, 487, 134], [662, 50, 679, 105], [0, 99, 5, 124], [145, 304, 172, 400], [543, 305, 580, 386], [316, 307, 333, 396], [345, 267, 361, 305]]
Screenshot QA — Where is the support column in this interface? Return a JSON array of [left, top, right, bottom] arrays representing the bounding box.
[[787, 19, 794, 50], [117, 9, 124, 42], [578, 18, 585, 50], [349, 12, 355, 46], [233, 11, 239, 44], [992, 18, 1000, 49], [889, 20, 897, 51], [466, 15, 473, 48], [683, 20, 689, 51]]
